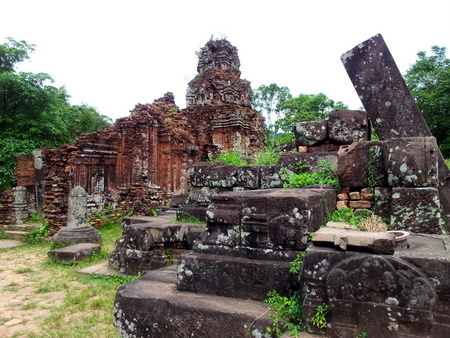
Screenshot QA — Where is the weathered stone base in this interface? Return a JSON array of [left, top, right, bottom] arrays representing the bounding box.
[[48, 243, 101, 263], [113, 266, 273, 338], [177, 251, 298, 301], [53, 226, 102, 245], [302, 234, 450, 337], [109, 246, 187, 276]]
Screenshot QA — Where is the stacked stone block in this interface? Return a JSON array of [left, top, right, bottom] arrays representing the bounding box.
[[178, 187, 336, 301], [294, 110, 369, 152]]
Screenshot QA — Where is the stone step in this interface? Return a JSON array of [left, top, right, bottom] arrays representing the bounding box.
[[3, 230, 29, 239], [2, 223, 42, 232], [113, 266, 274, 337]]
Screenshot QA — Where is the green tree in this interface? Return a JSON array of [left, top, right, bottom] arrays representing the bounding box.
[[404, 46, 450, 157], [0, 38, 112, 189], [275, 93, 348, 133], [0, 37, 35, 73], [252, 84, 292, 146]]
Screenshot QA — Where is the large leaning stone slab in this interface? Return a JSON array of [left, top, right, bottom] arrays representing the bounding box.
[[341, 33, 450, 231], [312, 227, 395, 254], [341, 34, 432, 142], [48, 243, 100, 263]]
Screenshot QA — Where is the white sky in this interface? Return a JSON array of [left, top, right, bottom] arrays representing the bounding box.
[[1, 0, 449, 121]]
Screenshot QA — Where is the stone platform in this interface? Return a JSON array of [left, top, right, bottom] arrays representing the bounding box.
[[113, 266, 274, 338], [302, 234, 450, 337]]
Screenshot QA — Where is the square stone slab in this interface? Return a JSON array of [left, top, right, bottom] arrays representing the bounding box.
[[48, 243, 101, 263]]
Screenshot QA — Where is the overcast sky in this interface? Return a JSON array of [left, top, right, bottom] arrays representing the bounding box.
[[1, 0, 449, 121]]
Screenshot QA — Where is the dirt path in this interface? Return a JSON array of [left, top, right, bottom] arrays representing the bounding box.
[[0, 244, 65, 337]]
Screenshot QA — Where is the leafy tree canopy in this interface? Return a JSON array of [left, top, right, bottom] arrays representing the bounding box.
[[404, 46, 450, 157], [0, 38, 112, 189], [275, 93, 348, 134], [253, 84, 292, 147], [0, 37, 35, 73], [253, 84, 292, 126]]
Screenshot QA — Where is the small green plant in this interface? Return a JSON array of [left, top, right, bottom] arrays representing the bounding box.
[[165, 249, 174, 266], [173, 215, 205, 224], [25, 220, 50, 244], [193, 73, 202, 81], [282, 159, 339, 191], [310, 304, 330, 332], [364, 147, 376, 192], [356, 332, 368, 338], [170, 108, 178, 113], [445, 158, 450, 169], [151, 209, 159, 217], [265, 290, 307, 337], [232, 64, 239, 70], [210, 147, 247, 166], [164, 118, 172, 125], [326, 207, 388, 231], [27, 212, 44, 223], [289, 252, 306, 274]]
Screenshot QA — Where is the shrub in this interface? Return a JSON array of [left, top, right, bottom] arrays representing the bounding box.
[[281, 159, 339, 191], [209, 147, 280, 166]]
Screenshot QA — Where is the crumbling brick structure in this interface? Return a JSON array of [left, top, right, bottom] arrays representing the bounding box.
[[0, 39, 266, 232]]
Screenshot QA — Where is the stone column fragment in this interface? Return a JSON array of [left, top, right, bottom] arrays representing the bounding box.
[[53, 186, 101, 245]]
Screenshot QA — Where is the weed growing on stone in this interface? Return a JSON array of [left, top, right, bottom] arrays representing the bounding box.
[[209, 147, 280, 166], [172, 214, 205, 224], [311, 304, 330, 333], [24, 220, 50, 245], [26, 212, 44, 224], [326, 207, 389, 231], [265, 252, 308, 337], [289, 252, 306, 274], [364, 147, 377, 192], [282, 159, 339, 191], [165, 249, 174, 266], [265, 290, 307, 337], [360, 214, 389, 232]]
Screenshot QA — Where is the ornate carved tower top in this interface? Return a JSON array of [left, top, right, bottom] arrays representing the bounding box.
[[186, 39, 253, 107]]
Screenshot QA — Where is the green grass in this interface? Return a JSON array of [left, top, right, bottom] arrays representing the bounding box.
[[0, 210, 130, 337], [14, 267, 34, 274]]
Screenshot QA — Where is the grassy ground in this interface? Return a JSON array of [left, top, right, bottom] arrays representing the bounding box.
[[0, 220, 132, 337]]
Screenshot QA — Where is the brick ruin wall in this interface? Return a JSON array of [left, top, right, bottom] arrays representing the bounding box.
[[0, 39, 266, 232]]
